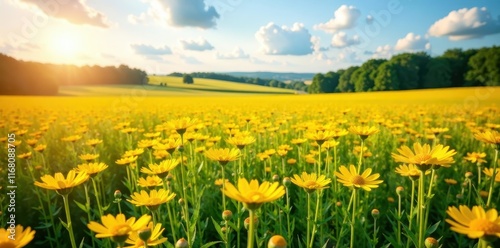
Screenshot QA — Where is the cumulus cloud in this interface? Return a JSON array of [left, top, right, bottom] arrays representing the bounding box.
[[216, 47, 249, 59], [331, 32, 361, 48], [179, 38, 214, 51], [428, 7, 500, 40], [395, 33, 430, 51], [17, 0, 109, 27], [148, 0, 220, 29], [314, 5, 361, 33], [255, 22, 313, 55], [131, 44, 172, 56], [371, 45, 393, 59], [311, 36, 329, 52]]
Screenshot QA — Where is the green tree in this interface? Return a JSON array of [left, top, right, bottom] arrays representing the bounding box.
[[466, 46, 500, 86], [353, 59, 386, 92], [389, 52, 429, 90], [373, 61, 400, 91], [308, 73, 324, 93], [183, 74, 194, 84], [440, 48, 478, 87], [423, 57, 452, 88], [337, 66, 358, 92]]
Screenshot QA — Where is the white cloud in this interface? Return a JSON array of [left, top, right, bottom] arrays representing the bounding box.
[[17, 0, 109, 27], [311, 36, 329, 52], [395, 33, 430, 51], [428, 7, 500, 40], [314, 5, 361, 33], [255, 22, 313, 55], [156, 0, 220, 29], [372, 45, 393, 59], [331, 32, 361, 48], [131, 44, 172, 55], [337, 49, 362, 63], [216, 47, 249, 59], [179, 38, 214, 51]]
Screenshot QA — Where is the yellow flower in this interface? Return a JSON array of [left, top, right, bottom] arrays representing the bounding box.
[[335, 164, 383, 191], [34, 144, 47, 152], [226, 135, 256, 149], [141, 159, 180, 178], [348, 126, 379, 139], [124, 222, 168, 248], [444, 178, 458, 185], [391, 143, 456, 171], [446, 205, 500, 239], [204, 148, 241, 166], [291, 172, 331, 193], [116, 156, 138, 166], [0, 224, 36, 248], [34, 170, 89, 195], [87, 213, 151, 244], [86, 139, 103, 147], [61, 135, 82, 142], [426, 127, 449, 135], [483, 168, 500, 183], [127, 189, 176, 211], [137, 175, 163, 188], [138, 139, 159, 149], [17, 152, 32, 159], [474, 130, 500, 147], [464, 152, 487, 165], [75, 163, 108, 177], [223, 178, 285, 210], [305, 130, 334, 145], [291, 138, 307, 146], [214, 178, 229, 187], [395, 164, 430, 180], [79, 153, 99, 162], [167, 117, 198, 135], [124, 148, 144, 157]]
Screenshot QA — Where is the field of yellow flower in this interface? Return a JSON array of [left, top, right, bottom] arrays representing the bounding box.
[[0, 87, 499, 248]]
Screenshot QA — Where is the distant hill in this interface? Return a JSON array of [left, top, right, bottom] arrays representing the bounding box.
[[224, 72, 315, 81]]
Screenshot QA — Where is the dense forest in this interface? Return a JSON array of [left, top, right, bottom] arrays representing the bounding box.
[[308, 46, 500, 93], [0, 54, 148, 95]]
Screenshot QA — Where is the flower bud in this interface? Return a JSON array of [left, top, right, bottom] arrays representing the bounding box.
[[396, 186, 404, 195], [424, 237, 438, 248], [175, 238, 188, 248], [178, 198, 185, 205], [465, 171, 473, 179], [222, 210, 232, 221], [371, 209, 380, 219], [282, 177, 291, 187], [272, 174, 280, 182], [268, 235, 287, 248], [114, 190, 122, 199]]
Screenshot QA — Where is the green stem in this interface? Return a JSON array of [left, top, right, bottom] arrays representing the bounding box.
[[46, 191, 60, 248], [350, 189, 357, 248], [397, 193, 402, 246], [307, 193, 311, 248], [309, 190, 322, 248], [418, 171, 426, 248], [486, 149, 499, 207], [221, 165, 226, 210], [247, 210, 256, 248], [357, 139, 364, 173], [62, 194, 77, 248], [317, 145, 322, 174], [84, 183, 96, 248], [286, 187, 292, 246], [91, 178, 104, 217]]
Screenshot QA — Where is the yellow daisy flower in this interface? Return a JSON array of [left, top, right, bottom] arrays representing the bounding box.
[[464, 152, 487, 165], [167, 117, 198, 135], [127, 189, 176, 211], [34, 144, 47, 152], [0, 225, 36, 248], [483, 168, 500, 183], [75, 163, 108, 177], [124, 222, 168, 247], [137, 175, 163, 188], [348, 126, 379, 140], [87, 213, 151, 244], [446, 205, 500, 239], [291, 172, 331, 193], [391, 143, 456, 171], [335, 164, 383, 191], [223, 178, 285, 210], [204, 148, 241, 166], [474, 130, 500, 148], [34, 170, 89, 195], [226, 135, 256, 149], [141, 159, 180, 178], [86, 139, 103, 147], [305, 130, 334, 145], [79, 153, 99, 162], [395, 164, 429, 180]]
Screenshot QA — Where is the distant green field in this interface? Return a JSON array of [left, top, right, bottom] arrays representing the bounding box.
[[58, 76, 296, 96]]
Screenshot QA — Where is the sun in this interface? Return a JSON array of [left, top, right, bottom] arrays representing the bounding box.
[[50, 32, 81, 59]]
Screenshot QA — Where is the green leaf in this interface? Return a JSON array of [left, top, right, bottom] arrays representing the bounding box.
[[211, 217, 225, 240], [59, 218, 69, 230], [200, 241, 222, 248], [74, 200, 89, 212], [425, 221, 441, 236]]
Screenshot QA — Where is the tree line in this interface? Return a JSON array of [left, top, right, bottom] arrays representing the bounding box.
[[0, 53, 148, 95], [169, 72, 308, 92], [308, 46, 500, 93]]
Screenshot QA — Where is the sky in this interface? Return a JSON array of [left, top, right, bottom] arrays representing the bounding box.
[[1, 0, 500, 74]]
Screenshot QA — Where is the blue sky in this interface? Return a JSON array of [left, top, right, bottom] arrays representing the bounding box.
[[1, 0, 499, 74]]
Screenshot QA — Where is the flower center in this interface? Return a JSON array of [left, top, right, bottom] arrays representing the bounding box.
[[351, 175, 365, 185], [413, 154, 432, 164], [469, 219, 500, 234], [111, 224, 132, 236], [247, 191, 265, 202], [304, 180, 318, 188]]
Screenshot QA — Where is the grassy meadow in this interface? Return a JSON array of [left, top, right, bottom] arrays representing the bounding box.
[[0, 86, 499, 248]]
